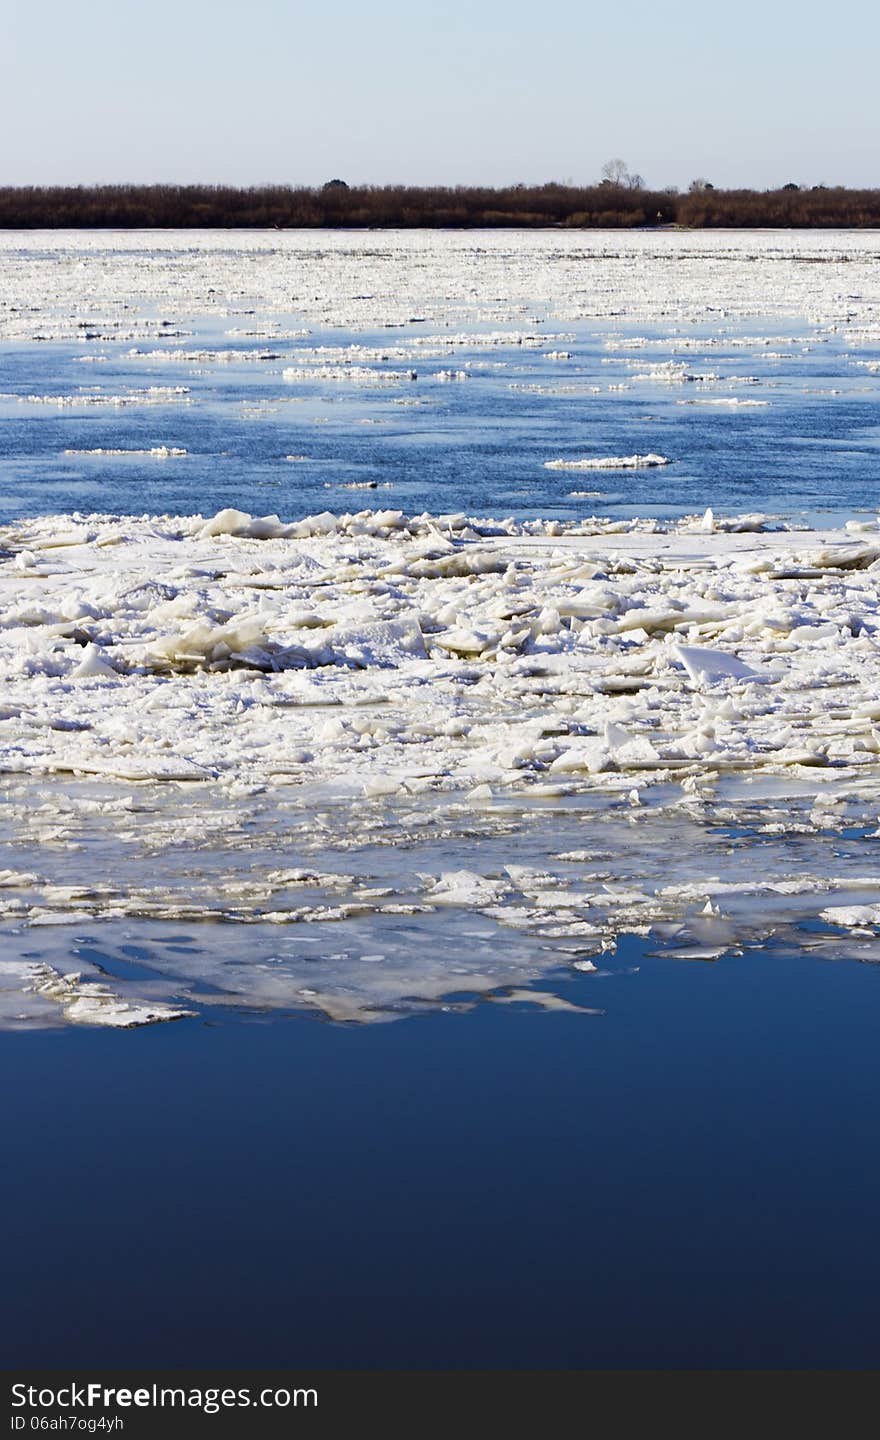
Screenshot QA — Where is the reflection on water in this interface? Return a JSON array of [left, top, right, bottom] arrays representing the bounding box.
[[3, 769, 880, 1027]]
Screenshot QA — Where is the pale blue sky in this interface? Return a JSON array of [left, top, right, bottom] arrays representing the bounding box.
[[3, 0, 877, 189]]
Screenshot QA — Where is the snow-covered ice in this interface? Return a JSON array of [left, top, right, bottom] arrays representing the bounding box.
[[3, 503, 880, 1026]]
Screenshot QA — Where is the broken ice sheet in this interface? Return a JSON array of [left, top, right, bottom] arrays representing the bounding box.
[[3, 753, 880, 1027], [3, 500, 880, 1027]]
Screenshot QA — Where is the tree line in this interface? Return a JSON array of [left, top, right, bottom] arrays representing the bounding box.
[[0, 181, 879, 229]]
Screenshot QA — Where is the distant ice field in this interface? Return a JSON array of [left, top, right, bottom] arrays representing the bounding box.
[[3, 229, 880, 1031], [1, 227, 879, 526]]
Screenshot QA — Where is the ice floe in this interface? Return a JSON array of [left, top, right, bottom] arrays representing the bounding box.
[[545, 454, 669, 471], [1, 504, 880, 1025], [64, 446, 187, 458], [3, 230, 879, 343]]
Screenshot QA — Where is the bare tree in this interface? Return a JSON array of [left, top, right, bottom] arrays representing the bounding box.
[[600, 157, 630, 186], [600, 159, 644, 189]]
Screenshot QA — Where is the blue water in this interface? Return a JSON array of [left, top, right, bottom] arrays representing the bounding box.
[[3, 938, 880, 1369], [1, 315, 878, 526]]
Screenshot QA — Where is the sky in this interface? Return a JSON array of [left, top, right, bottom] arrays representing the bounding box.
[[3, 0, 878, 190]]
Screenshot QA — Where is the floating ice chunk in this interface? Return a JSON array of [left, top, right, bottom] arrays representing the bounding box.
[[601, 722, 663, 769], [69, 643, 117, 679], [147, 618, 271, 670], [674, 644, 768, 686], [0, 870, 40, 887], [64, 446, 187, 458], [544, 454, 669, 471], [286, 511, 344, 538], [198, 509, 294, 540], [362, 774, 399, 797], [787, 622, 840, 642], [328, 617, 426, 667], [604, 721, 632, 750], [550, 740, 613, 774], [678, 397, 769, 407], [801, 542, 880, 571], [615, 737, 665, 768], [618, 606, 685, 634], [423, 871, 509, 907], [68, 756, 214, 781], [819, 904, 880, 930], [26, 963, 192, 1027], [282, 365, 415, 383], [432, 627, 500, 657]]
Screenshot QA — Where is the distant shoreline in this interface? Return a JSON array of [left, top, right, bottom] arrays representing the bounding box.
[[3, 182, 880, 230]]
